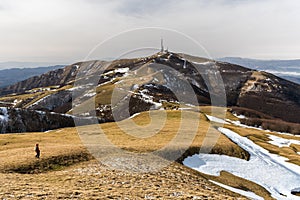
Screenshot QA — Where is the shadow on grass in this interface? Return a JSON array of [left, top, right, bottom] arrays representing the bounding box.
[[7, 152, 93, 174]]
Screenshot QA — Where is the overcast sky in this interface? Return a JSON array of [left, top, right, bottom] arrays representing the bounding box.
[[0, 0, 300, 65]]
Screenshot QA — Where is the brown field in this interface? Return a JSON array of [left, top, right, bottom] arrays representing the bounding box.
[[1, 108, 297, 199]]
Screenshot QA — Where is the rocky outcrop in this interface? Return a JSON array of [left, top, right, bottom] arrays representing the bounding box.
[[29, 90, 72, 113], [0, 107, 75, 133], [0, 107, 100, 133]]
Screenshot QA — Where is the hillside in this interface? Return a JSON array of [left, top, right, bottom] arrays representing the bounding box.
[[0, 51, 299, 134], [0, 52, 300, 198], [0, 109, 269, 199], [1, 108, 299, 199], [0, 65, 64, 88]]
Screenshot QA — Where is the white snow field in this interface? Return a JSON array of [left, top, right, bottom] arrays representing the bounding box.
[[183, 127, 300, 199]]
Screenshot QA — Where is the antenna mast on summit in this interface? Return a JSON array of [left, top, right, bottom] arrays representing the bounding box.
[[161, 38, 164, 52]]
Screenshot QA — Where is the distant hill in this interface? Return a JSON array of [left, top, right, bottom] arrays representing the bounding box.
[[0, 61, 64, 70], [0, 65, 65, 88], [0, 51, 299, 126], [218, 57, 300, 84]]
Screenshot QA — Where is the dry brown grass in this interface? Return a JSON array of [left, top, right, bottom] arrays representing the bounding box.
[[2, 106, 297, 199], [199, 106, 238, 121], [0, 109, 252, 199], [201, 171, 274, 200], [0, 109, 249, 174], [0, 85, 73, 108], [0, 161, 248, 199], [95, 110, 249, 161], [0, 128, 89, 173]]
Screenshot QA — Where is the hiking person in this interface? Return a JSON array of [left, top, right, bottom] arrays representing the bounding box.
[[35, 143, 40, 158]]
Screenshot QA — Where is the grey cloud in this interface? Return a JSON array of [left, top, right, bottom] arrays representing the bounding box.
[[0, 0, 300, 64], [115, 0, 177, 16]]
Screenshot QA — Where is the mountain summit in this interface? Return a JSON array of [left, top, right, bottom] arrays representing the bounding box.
[[0, 51, 299, 133]]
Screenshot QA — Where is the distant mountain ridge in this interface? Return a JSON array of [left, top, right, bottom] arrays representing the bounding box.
[[0, 65, 65, 88], [218, 57, 300, 84], [0, 61, 65, 69]]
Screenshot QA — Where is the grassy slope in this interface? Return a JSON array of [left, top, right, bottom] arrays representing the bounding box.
[[0, 85, 72, 108], [0, 109, 251, 199], [1, 107, 299, 199]]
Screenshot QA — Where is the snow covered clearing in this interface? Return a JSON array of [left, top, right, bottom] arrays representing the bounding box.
[[184, 127, 300, 199]]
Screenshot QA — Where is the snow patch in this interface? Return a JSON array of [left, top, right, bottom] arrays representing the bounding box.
[[227, 118, 300, 137], [205, 114, 229, 124], [183, 59, 187, 69], [115, 67, 129, 73], [80, 112, 90, 117], [29, 95, 51, 107], [133, 90, 162, 109], [83, 92, 96, 98], [209, 180, 264, 200], [13, 99, 22, 106], [67, 85, 86, 91], [192, 61, 212, 65], [0, 107, 9, 122], [267, 134, 300, 148], [226, 119, 265, 131], [185, 103, 195, 107], [129, 113, 140, 119], [275, 131, 300, 138], [132, 84, 139, 90], [232, 113, 246, 119], [35, 110, 46, 115], [183, 127, 300, 199]]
